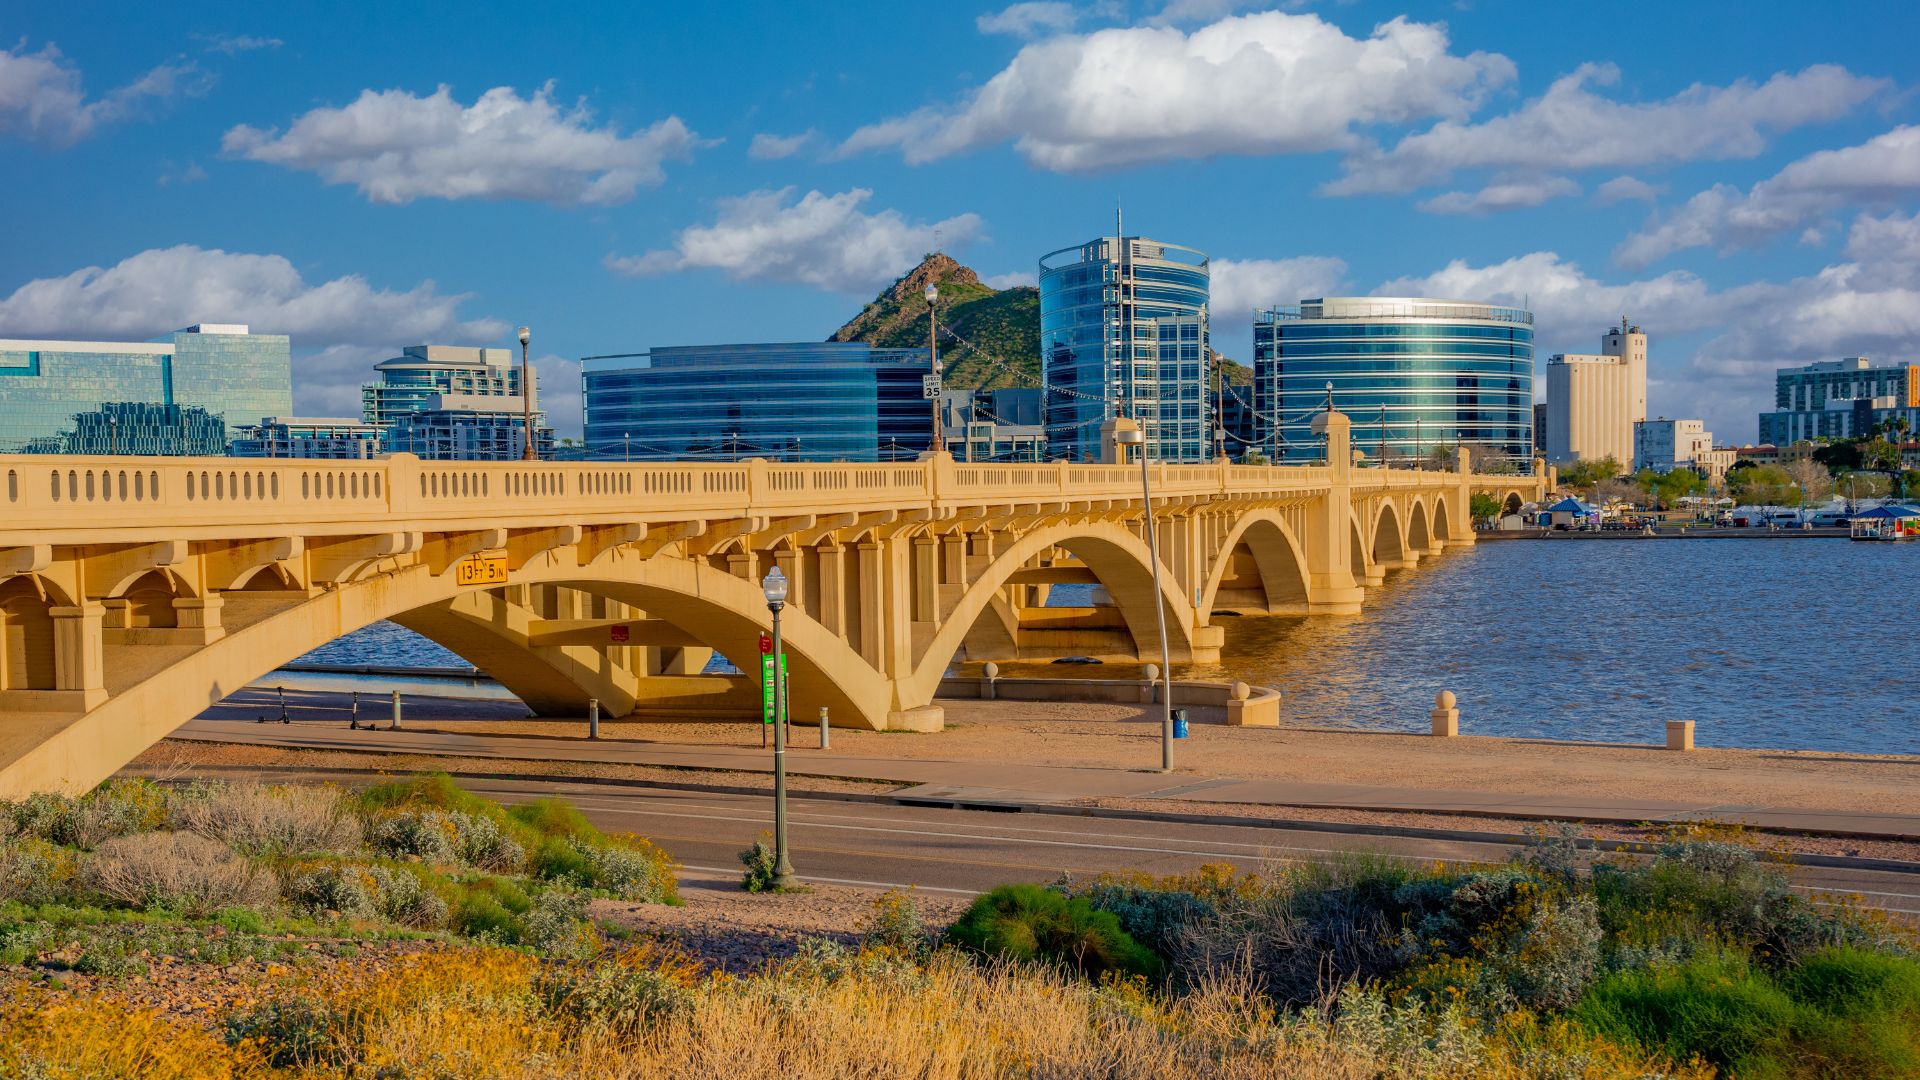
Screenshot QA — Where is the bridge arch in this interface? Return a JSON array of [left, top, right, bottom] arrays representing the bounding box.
[[1406, 498, 1433, 553], [1371, 501, 1407, 568], [0, 577, 57, 691], [901, 520, 1198, 707], [4, 553, 899, 796], [1433, 494, 1455, 542], [1198, 509, 1311, 617], [1503, 491, 1525, 516]]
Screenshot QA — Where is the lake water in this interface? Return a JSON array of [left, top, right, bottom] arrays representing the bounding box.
[[297, 538, 1920, 755]]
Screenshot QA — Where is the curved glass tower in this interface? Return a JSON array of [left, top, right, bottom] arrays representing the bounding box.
[[1040, 235, 1209, 462], [1252, 297, 1534, 466]]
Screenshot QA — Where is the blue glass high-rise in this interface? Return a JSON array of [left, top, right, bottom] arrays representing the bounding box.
[[581, 342, 933, 462], [1040, 235, 1210, 462], [1253, 298, 1534, 466]]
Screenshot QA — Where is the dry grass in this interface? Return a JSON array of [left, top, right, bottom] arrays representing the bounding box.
[[0, 988, 270, 1079], [172, 781, 362, 856], [82, 831, 275, 916]]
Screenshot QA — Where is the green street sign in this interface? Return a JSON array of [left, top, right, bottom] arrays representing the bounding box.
[[760, 653, 788, 724]]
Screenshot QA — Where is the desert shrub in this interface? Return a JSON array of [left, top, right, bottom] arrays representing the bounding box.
[[448, 812, 526, 872], [223, 996, 353, 1069], [538, 950, 696, 1035], [1389, 867, 1604, 1014], [737, 838, 783, 894], [1, 990, 267, 1079], [448, 877, 534, 942], [83, 832, 274, 916], [505, 796, 598, 843], [533, 835, 674, 901], [1180, 854, 1421, 1006], [5, 780, 170, 850], [283, 863, 449, 928], [863, 888, 932, 956], [172, 782, 360, 856], [519, 887, 597, 959], [946, 883, 1162, 981], [1592, 839, 1868, 968], [366, 810, 460, 864], [0, 838, 80, 906], [1060, 876, 1217, 962]]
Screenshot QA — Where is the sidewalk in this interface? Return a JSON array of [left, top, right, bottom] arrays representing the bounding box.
[[170, 719, 1920, 840]]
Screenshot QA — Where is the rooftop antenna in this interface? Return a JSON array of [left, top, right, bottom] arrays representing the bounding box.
[[1115, 199, 1123, 241]]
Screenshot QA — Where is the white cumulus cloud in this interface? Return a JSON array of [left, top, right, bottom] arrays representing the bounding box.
[[1329, 63, 1884, 196], [1594, 175, 1659, 205], [1617, 124, 1920, 267], [982, 270, 1038, 289], [1377, 240, 1920, 439], [222, 82, 699, 206], [607, 188, 983, 294], [748, 129, 815, 160], [1416, 175, 1579, 215], [0, 42, 207, 147], [0, 245, 505, 415], [1210, 256, 1349, 317], [977, 2, 1084, 37], [840, 11, 1513, 171], [196, 34, 283, 55]]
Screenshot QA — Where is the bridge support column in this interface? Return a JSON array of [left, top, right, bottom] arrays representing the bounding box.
[[816, 545, 844, 635], [855, 542, 885, 669], [50, 603, 108, 711], [911, 538, 937, 622], [1302, 412, 1365, 614]]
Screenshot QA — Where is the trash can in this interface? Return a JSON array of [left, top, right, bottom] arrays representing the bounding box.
[[1171, 708, 1189, 739]]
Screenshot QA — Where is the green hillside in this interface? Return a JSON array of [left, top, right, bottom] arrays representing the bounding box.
[[831, 253, 1249, 391], [829, 254, 1040, 391]]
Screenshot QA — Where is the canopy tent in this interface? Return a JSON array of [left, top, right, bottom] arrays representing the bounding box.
[[1850, 505, 1920, 520], [1545, 497, 1598, 514]]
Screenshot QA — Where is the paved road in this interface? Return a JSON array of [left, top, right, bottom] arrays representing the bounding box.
[[175, 767, 1920, 916]]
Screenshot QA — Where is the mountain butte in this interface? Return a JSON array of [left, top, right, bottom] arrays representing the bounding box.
[[829, 253, 1039, 392], [830, 252, 1250, 391]]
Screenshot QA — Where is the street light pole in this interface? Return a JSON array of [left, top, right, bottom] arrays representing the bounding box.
[[926, 283, 944, 455], [761, 567, 798, 889], [1114, 425, 1174, 773], [517, 327, 535, 461]]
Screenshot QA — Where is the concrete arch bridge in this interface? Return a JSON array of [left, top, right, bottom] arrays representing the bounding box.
[[0, 412, 1544, 794]]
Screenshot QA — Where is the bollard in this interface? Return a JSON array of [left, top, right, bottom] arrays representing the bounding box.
[[981, 661, 999, 701], [349, 690, 360, 730], [1142, 663, 1161, 705], [588, 698, 600, 740], [819, 706, 831, 750], [1666, 720, 1695, 752], [1430, 690, 1459, 737], [390, 690, 402, 730]]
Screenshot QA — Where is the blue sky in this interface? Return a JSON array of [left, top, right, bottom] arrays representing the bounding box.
[[3, 0, 1918, 442]]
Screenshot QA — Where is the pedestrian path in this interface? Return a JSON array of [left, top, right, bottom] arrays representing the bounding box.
[[170, 718, 1920, 840]]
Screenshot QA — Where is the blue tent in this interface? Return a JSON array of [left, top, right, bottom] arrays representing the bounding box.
[[1851, 505, 1920, 520], [1545, 497, 1597, 514]]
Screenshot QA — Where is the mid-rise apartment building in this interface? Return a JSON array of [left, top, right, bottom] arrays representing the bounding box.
[[1757, 357, 1919, 444]]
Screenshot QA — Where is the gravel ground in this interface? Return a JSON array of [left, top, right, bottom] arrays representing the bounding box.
[[597, 871, 971, 973]]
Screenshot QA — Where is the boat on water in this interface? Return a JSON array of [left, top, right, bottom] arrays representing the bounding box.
[[1849, 504, 1920, 542]]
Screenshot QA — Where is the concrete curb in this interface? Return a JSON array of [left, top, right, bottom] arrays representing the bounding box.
[[134, 762, 1920, 879]]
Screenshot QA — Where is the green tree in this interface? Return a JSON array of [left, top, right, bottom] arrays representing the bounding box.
[[1469, 492, 1503, 523], [1239, 448, 1270, 466], [1560, 456, 1624, 490], [1730, 464, 1799, 506], [1861, 436, 1902, 475]]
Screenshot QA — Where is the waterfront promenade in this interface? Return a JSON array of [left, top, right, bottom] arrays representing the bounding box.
[[171, 687, 1920, 843]]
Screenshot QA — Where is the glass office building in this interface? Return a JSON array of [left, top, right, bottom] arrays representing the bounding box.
[[0, 324, 291, 454], [1040, 235, 1210, 462], [231, 416, 381, 459], [1253, 298, 1534, 465], [581, 342, 933, 462], [363, 345, 528, 428]]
